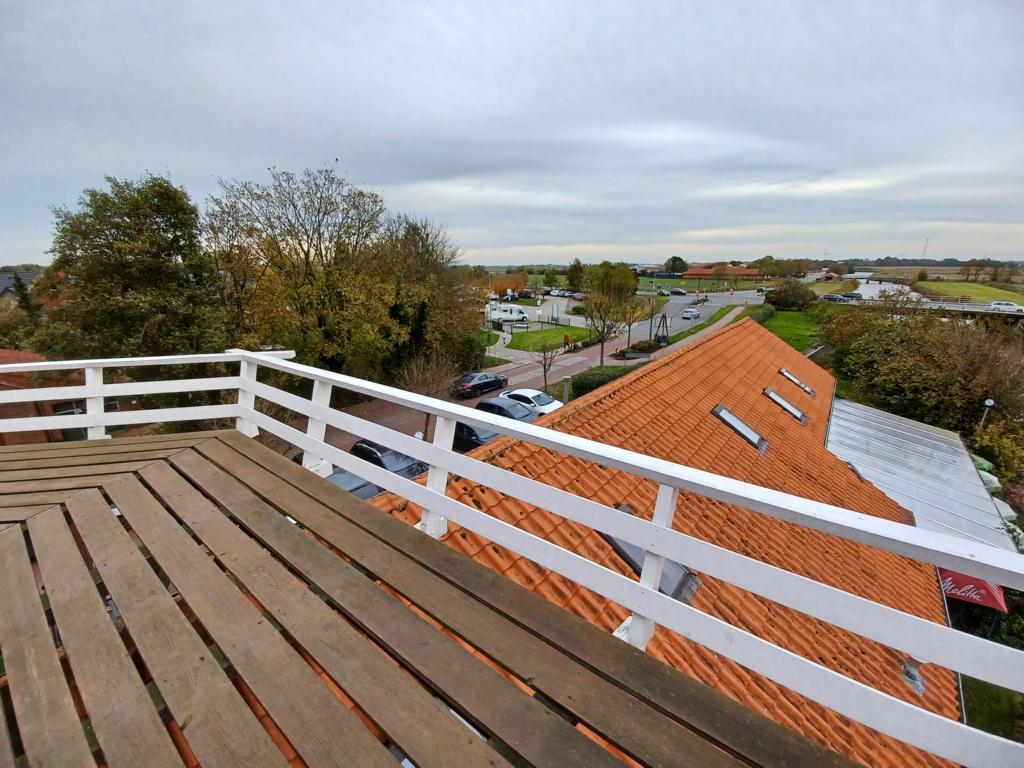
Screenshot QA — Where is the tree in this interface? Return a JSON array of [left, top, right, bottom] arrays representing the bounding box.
[[710, 263, 728, 290], [207, 167, 479, 380], [618, 296, 648, 348], [531, 340, 560, 391], [11, 271, 37, 321], [764, 278, 816, 310], [393, 350, 459, 439], [566, 258, 585, 291], [665, 256, 687, 274], [581, 262, 634, 365], [31, 175, 225, 361], [542, 268, 558, 287]]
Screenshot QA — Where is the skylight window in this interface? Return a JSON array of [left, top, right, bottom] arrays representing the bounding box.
[[606, 506, 702, 604], [779, 368, 815, 397], [763, 388, 808, 424], [713, 404, 767, 454]]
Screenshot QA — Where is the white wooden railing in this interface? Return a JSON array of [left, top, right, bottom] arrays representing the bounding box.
[[1, 349, 1023, 766]]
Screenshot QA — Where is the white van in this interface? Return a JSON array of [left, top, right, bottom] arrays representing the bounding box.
[[487, 304, 530, 323]]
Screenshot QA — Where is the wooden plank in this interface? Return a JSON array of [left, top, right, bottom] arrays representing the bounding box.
[[161, 452, 536, 768], [103, 473, 394, 768], [0, 525, 95, 768], [0, 460, 161, 483], [0, 505, 53, 522], [0, 491, 81, 508], [0, 430, 224, 456], [195, 438, 742, 768], [218, 431, 856, 767], [0, 474, 131, 493], [0, 438, 202, 464], [67, 489, 289, 768], [0, 447, 185, 472], [27, 506, 182, 768]]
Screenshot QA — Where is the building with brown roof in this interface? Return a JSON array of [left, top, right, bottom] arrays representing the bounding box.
[[372, 319, 960, 767], [683, 264, 763, 279]]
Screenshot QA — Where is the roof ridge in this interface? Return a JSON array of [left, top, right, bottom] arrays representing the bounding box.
[[545, 316, 757, 427]]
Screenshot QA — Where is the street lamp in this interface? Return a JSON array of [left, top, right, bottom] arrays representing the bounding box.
[[980, 398, 995, 428]]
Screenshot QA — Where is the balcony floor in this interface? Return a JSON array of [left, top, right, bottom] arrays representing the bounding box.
[[0, 431, 855, 768]]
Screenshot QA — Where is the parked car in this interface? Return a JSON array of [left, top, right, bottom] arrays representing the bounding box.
[[452, 372, 509, 398], [988, 301, 1023, 312], [755, 286, 768, 294], [324, 467, 381, 500], [499, 388, 563, 415], [670, 287, 688, 296], [572, 292, 586, 301], [453, 422, 500, 452], [475, 397, 538, 422], [681, 307, 701, 320], [657, 289, 671, 296], [821, 294, 850, 303], [350, 440, 428, 480], [297, 439, 428, 501], [841, 292, 863, 301]]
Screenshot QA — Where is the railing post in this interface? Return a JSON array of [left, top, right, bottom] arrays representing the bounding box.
[[415, 416, 456, 538], [235, 358, 259, 437], [84, 366, 110, 441], [301, 380, 334, 477], [625, 483, 678, 650]]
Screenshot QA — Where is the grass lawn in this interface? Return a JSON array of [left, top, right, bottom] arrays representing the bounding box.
[[472, 329, 499, 346], [917, 280, 1024, 303], [665, 305, 734, 344], [962, 676, 1023, 740], [809, 279, 859, 295], [761, 310, 822, 351], [506, 325, 590, 352], [482, 355, 510, 368]]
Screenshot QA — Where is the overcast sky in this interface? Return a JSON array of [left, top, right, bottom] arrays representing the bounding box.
[[2, 1, 1022, 266]]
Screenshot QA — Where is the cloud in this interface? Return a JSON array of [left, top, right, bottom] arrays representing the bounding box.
[[1, 0, 1022, 265]]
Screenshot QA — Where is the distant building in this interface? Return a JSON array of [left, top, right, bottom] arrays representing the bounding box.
[[682, 264, 762, 279], [0, 270, 40, 305]]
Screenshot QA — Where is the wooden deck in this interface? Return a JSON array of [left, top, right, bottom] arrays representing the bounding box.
[[0, 431, 856, 768]]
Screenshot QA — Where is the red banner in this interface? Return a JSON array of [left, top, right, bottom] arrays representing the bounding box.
[[938, 568, 1008, 613]]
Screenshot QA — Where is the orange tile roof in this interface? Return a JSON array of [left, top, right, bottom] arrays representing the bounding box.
[[372, 318, 959, 767]]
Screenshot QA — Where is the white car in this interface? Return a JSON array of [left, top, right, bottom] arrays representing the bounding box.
[[987, 301, 1023, 312], [681, 307, 701, 320], [499, 388, 563, 415]]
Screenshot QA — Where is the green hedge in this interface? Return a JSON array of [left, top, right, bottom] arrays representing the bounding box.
[[748, 302, 775, 323], [570, 365, 639, 398]]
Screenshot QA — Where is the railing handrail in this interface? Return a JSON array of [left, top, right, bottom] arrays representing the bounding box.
[[239, 351, 1024, 590], [0, 348, 294, 374], [1, 349, 1023, 765]]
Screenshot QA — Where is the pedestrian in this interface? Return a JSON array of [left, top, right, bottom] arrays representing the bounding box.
[[563, 333, 571, 351]]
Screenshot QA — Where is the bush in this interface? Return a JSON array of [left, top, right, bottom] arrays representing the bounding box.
[[748, 303, 775, 324], [568, 305, 586, 315], [628, 339, 661, 353], [571, 365, 637, 398], [765, 279, 816, 310]]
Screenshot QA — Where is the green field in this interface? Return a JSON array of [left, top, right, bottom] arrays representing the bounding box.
[[810, 279, 859, 296], [665, 305, 735, 344], [918, 280, 1024, 303], [472, 329, 500, 346], [506, 325, 590, 352], [761, 310, 822, 351]]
